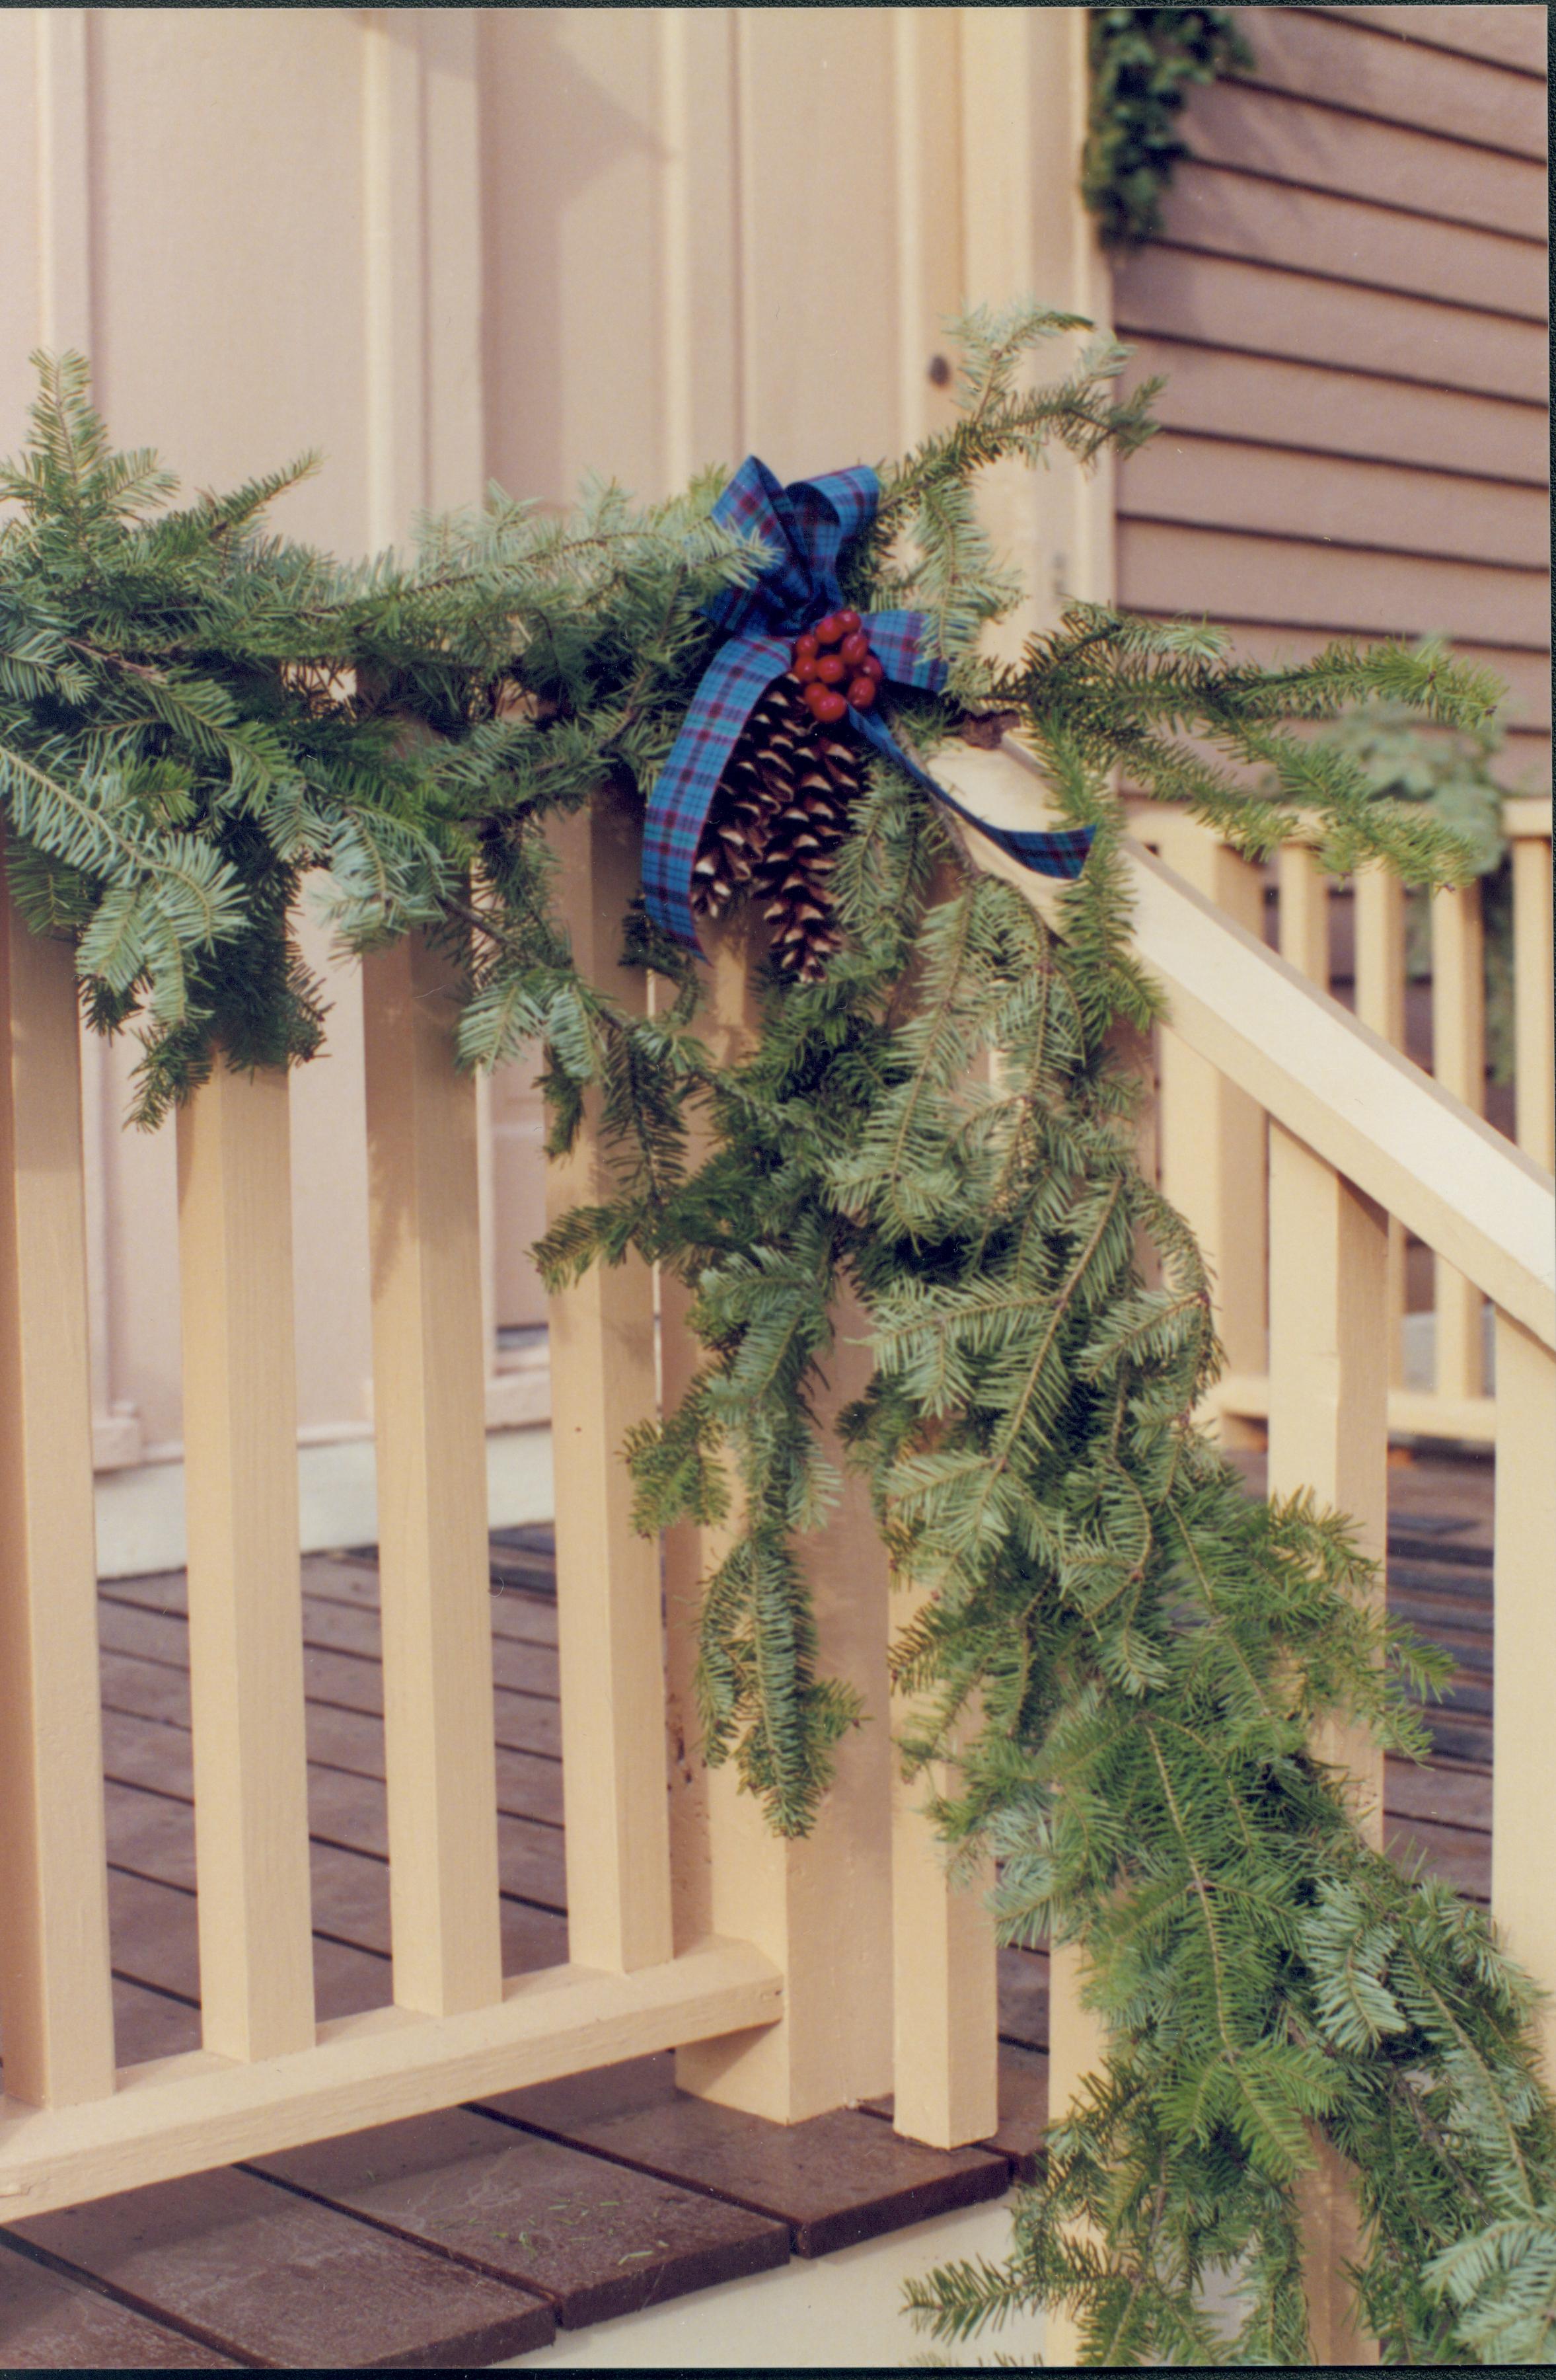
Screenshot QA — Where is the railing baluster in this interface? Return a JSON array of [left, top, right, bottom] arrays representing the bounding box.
[[1430, 884, 1487, 1399], [177, 1063, 315, 2060], [1491, 1309, 1556, 2073], [0, 886, 116, 2108], [363, 932, 503, 2013], [1506, 804, 1554, 1172], [1353, 865, 1408, 1390], [889, 1579, 998, 2149], [546, 790, 673, 1975], [1152, 814, 1268, 1410], [1278, 842, 1329, 991], [1268, 1122, 1388, 2364]]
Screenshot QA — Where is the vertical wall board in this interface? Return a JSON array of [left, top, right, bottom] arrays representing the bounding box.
[[0, 15, 42, 442], [733, 9, 903, 478], [961, 4, 1114, 656], [87, 7, 371, 553], [478, 9, 671, 509]]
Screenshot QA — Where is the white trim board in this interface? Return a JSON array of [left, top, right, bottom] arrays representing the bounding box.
[[94, 1426, 554, 1580]]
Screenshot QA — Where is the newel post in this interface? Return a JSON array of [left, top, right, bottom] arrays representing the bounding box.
[[663, 916, 895, 2122]]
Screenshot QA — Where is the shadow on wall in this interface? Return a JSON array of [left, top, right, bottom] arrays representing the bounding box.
[[476, 12, 665, 509]]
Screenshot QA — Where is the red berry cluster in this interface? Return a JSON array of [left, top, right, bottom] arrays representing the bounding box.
[[790, 609, 883, 724]]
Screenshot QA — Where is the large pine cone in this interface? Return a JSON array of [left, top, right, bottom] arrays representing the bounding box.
[[689, 675, 864, 981]]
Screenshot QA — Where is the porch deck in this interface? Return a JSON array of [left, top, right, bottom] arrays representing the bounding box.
[[0, 1450, 1493, 2367]]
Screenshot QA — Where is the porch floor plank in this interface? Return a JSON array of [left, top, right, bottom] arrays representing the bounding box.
[[479, 2054, 1012, 2258], [0, 2238, 239, 2367], [252, 2103, 791, 2330], [10, 2167, 555, 2369]]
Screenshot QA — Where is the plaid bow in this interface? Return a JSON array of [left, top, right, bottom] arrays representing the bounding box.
[[642, 454, 1093, 953]]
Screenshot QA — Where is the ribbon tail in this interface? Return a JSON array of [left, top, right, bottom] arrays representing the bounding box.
[[850, 708, 1094, 882], [642, 633, 792, 952]]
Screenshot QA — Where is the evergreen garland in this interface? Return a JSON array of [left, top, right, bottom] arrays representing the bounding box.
[[1083, 7, 1255, 250], [3, 324, 1551, 2363]]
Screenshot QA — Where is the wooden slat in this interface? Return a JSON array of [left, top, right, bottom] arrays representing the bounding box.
[[0, 888, 116, 2108], [938, 744, 1555, 1348], [1121, 434, 1549, 572], [1181, 81, 1547, 237], [0, 1939, 782, 2221], [1278, 845, 1329, 989], [665, 920, 894, 2124], [362, 931, 503, 2016], [544, 787, 673, 1977], [1120, 521, 1547, 652], [175, 1063, 315, 2062], [1226, 7, 1547, 158], [1115, 249, 1547, 406], [1121, 338, 1549, 486], [1146, 813, 1267, 1393], [1158, 163, 1547, 321], [1510, 823, 1555, 1171], [1300, 6, 1548, 79], [1353, 868, 1409, 1388], [1491, 1313, 1556, 2075], [1269, 1126, 1388, 2366], [889, 1582, 998, 2150], [1268, 1129, 1389, 1836], [1430, 886, 1487, 1401]]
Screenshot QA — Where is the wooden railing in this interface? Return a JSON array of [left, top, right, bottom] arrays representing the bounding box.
[[0, 802, 993, 2221], [1139, 796, 1554, 1449], [3, 760, 1551, 2371]]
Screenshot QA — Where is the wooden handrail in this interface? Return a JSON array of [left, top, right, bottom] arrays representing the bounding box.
[[938, 740, 1556, 1350]]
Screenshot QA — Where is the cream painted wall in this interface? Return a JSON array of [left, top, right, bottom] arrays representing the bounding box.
[[3, 5, 1104, 1480]]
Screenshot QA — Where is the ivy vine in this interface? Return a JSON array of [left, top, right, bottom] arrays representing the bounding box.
[[1084, 7, 1255, 250]]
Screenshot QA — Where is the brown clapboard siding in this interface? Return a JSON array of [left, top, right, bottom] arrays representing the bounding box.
[[1154, 167, 1545, 321], [1145, 619, 1551, 789], [1121, 521, 1545, 651], [1124, 340, 1546, 485], [1226, 7, 1548, 157], [1115, 10, 1548, 791], [1115, 249, 1547, 403], [1319, 6, 1547, 77], [1121, 436, 1548, 572], [1183, 82, 1545, 235]]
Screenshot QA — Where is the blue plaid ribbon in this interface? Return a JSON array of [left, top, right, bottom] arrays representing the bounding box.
[[643, 454, 1093, 952]]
